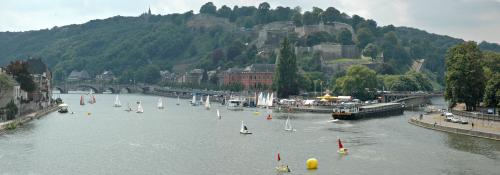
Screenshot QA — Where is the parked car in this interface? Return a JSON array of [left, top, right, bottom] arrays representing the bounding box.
[[459, 118, 468, 124], [451, 117, 461, 123], [444, 113, 454, 122], [487, 109, 494, 114]]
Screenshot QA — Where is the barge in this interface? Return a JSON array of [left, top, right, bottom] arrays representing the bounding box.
[[332, 102, 404, 120]]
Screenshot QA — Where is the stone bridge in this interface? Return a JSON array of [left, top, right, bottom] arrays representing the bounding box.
[[53, 83, 150, 94], [381, 93, 442, 107]]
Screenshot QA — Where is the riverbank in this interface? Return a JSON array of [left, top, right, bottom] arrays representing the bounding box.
[[408, 114, 500, 141], [0, 105, 60, 132]]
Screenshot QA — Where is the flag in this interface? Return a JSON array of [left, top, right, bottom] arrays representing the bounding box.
[[278, 153, 281, 162], [320, 82, 322, 86]]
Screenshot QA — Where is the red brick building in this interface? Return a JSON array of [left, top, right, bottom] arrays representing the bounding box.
[[223, 64, 275, 90]]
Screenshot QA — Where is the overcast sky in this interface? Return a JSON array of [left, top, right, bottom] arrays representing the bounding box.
[[1, 0, 499, 44]]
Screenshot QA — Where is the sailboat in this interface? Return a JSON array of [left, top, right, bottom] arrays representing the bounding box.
[[240, 120, 252, 134], [125, 101, 133, 111], [114, 95, 122, 107], [268, 93, 274, 108], [285, 116, 296, 131], [276, 150, 291, 172], [217, 109, 221, 119], [191, 93, 199, 106], [205, 95, 210, 110], [158, 98, 164, 109], [338, 137, 348, 154], [137, 101, 144, 113], [177, 96, 180, 105], [70, 107, 75, 114], [88, 89, 95, 104], [80, 93, 85, 105]]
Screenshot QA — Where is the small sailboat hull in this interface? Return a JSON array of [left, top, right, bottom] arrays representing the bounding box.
[[276, 167, 290, 172], [240, 131, 252, 134]]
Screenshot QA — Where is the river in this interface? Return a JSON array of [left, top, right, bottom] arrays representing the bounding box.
[[0, 92, 499, 174]]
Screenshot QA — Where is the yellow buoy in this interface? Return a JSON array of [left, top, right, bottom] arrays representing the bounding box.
[[88, 112, 91, 115], [255, 112, 259, 115], [306, 158, 318, 169]]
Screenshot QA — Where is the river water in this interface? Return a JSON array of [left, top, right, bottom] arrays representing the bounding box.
[[0, 92, 499, 174]]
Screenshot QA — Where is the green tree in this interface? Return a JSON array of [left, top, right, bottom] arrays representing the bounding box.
[[244, 17, 255, 28], [297, 74, 311, 91], [384, 31, 398, 45], [211, 49, 225, 65], [390, 75, 419, 91], [482, 51, 500, 74], [380, 41, 395, 61], [330, 69, 347, 86], [0, 73, 15, 100], [334, 65, 377, 100], [337, 27, 354, 45], [355, 28, 376, 50], [323, 7, 340, 23], [291, 12, 302, 26], [302, 11, 314, 25], [444, 41, 486, 111], [210, 74, 218, 84], [362, 43, 378, 60], [144, 65, 161, 84], [5, 61, 37, 92], [410, 44, 425, 59], [229, 11, 237, 23], [405, 70, 433, 91], [401, 35, 410, 47], [189, 44, 198, 56], [258, 2, 271, 24], [351, 14, 365, 30], [216, 5, 232, 18], [275, 35, 298, 97], [200, 70, 208, 83], [288, 32, 299, 45], [393, 46, 412, 67], [375, 62, 395, 75], [410, 38, 421, 46], [483, 72, 500, 113], [52, 67, 67, 83], [200, 2, 217, 14]]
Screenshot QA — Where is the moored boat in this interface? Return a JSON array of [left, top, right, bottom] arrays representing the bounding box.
[[332, 102, 404, 120]]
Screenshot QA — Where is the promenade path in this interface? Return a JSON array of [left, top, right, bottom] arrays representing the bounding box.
[[0, 105, 60, 131], [409, 113, 500, 140]]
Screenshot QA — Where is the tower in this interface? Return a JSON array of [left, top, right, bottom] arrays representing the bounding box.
[[148, 6, 151, 15]]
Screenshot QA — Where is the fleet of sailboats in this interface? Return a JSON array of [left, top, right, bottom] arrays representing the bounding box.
[[158, 98, 164, 109], [114, 95, 121, 107], [191, 93, 199, 106]]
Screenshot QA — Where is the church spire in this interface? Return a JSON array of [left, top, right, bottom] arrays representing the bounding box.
[[148, 6, 151, 15]]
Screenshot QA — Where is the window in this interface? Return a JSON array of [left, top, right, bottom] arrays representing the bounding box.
[[267, 75, 269, 79], [239, 76, 241, 80], [254, 75, 256, 79], [250, 85, 252, 88], [232, 76, 234, 81], [250, 75, 252, 79]]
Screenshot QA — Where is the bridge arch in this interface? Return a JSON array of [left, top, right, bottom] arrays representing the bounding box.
[[53, 86, 66, 93], [69, 84, 100, 93]]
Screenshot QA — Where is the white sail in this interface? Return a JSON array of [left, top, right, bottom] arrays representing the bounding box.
[[268, 93, 274, 107], [137, 102, 143, 113], [258, 93, 263, 106], [158, 98, 163, 108], [177, 96, 180, 103], [217, 109, 220, 117], [266, 93, 270, 108], [125, 101, 132, 111], [192, 93, 196, 104], [205, 95, 210, 109], [285, 116, 295, 131], [114, 95, 121, 107], [240, 120, 245, 132]]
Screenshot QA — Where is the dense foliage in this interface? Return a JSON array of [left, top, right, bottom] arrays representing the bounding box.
[[334, 65, 378, 100], [443, 41, 486, 111], [274, 35, 298, 97]]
